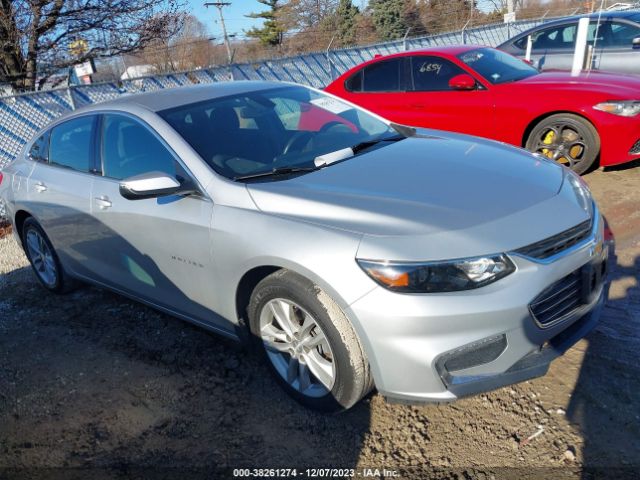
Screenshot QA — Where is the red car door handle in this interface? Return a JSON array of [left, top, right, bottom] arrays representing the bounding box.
[[410, 103, 427, 109]]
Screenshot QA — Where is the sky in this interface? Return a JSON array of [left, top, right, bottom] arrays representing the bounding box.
[[187, 1, 375, 40], [187, 0, 498, 41], [188, 1, 270, 41]]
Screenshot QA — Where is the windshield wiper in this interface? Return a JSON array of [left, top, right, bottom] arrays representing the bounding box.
[[234, 166, 318, 181], [314, 135, 406, 168], [235, 135, 406, 181], [352, 134, 405, 154]]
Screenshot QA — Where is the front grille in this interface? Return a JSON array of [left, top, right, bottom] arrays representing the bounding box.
[[529, 270, 583, 326], [630, 139, 640, 155], [530, 257, 606, 327], [514, 220, 592, 260]]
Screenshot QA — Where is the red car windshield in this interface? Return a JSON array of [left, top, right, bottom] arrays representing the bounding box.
[[458, 48, 539, 84]]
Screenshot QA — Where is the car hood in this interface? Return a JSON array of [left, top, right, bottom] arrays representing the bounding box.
[[245, 132, 591, 260], [514, 71, 640, 97]]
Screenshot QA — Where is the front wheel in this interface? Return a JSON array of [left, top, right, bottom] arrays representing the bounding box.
[[525, 114, 600, 175], [248, 270, 373, 412]]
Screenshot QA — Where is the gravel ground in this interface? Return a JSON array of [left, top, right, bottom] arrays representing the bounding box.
[[0, 164, 639, 480]]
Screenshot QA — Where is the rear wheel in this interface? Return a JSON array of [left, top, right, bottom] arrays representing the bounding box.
[[525, 114, 600, 175], [248, 270, 373, 412], [22, 218, 76, 294]]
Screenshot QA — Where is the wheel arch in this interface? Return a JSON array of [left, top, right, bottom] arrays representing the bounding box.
[[235, 265, 282, 338], [521, 110, 600, 148], [233, 260, 364, 342], [13, 209, 32, 243]]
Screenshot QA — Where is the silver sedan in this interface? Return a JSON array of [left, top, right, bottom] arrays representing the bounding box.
[[0, 82, 608, 411]]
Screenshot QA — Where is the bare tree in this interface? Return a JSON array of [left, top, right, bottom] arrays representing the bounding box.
[[0, 0, 184, 91], [136, 15, 218, 73], [279, 0, 338, 31]]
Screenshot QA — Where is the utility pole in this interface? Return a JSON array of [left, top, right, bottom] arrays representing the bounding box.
[[205, 2, 233, 65]]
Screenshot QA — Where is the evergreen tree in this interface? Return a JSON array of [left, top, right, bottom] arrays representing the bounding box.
[[369, 0, 414, 41], [369, 0, 405, 41], [335, 0, 359, 46], [246, 0, 285, 47]]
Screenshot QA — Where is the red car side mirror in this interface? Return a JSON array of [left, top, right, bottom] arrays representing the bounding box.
[[448, 74, 476, 91]]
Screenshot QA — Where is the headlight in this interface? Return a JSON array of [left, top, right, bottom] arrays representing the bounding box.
[[593, 101, 640, 117], [357, 254, 515, 293], [565, 169, 594, 219]]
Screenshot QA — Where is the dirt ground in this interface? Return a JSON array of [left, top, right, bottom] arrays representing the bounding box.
[[0, 162, 639, 480]]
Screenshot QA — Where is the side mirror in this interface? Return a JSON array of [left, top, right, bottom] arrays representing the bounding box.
[[448, 73, 477, 91], [633, 37, 640, 49], [119, 172, 186, 200]]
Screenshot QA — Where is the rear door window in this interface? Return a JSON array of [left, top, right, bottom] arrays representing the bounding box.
[[29, 132, 50, 163], [49, 116, 96, 172], [361, 58, 405, 92], [344, 70, 363, 92], [531, 23, 577, 50]]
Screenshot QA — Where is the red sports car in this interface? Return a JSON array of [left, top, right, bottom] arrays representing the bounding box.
[[325, 45, 640, 174]]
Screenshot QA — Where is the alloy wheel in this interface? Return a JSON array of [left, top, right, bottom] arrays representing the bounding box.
[[259, 298, 336, 398], [25, 229, 58, 287], [531, 123, 588, 169]]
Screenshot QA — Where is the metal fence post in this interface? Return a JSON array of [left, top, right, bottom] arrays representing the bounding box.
[[461, 20, 470, 44], [326, 35, 336, 81], [67, 86, 77, 110], [403, 28, 412, 51]]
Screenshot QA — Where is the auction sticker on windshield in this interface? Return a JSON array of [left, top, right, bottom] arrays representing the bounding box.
[[310, 97, 352, 114]]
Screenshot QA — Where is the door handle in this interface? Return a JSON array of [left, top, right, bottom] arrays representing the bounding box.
[[94, 196, 112, 210], [410, 103, 427, 110], [34, 182, 47, 193]]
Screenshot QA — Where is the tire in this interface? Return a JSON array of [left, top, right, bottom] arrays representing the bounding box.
[[247, 269, 373, 412], [22, 217, 76, 294], [525, 113, 600, 175]]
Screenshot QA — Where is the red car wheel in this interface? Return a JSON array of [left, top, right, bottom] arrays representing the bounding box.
[[525, 114, 600, 175]]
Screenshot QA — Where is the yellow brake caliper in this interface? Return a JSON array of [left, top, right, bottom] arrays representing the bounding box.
[[563, 130, 583, 162], [541, 130, 556, 160]]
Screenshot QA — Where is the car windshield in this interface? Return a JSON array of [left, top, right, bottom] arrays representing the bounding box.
[[457, 47, 539, 84], [159, 85, 400, 180]]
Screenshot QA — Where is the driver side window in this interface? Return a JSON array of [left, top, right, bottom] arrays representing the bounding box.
[[409, 55, 466, 91], [101, 114, 181, 181], [607, 21, 640, 47]]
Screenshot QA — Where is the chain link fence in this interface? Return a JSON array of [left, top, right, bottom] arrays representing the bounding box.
[[0, 15, 556, 218]]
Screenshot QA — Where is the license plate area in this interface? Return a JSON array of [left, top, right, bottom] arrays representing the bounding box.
[[580, 254, 607, 304]]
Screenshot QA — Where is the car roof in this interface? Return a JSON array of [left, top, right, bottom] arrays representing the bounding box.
[[331, 44, 489, 80], [337, 44, 484, 70], [71, 80, 285, 115], [503, 10, 640, 42], [534, 9, 640, 25], [586, 9, 640, 21], [375, 45, 482, 58], [407, 45, 482, 56]]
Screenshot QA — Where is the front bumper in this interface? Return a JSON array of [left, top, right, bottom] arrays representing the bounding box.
[[346, 214, 609, 404], [592, 110, 640, 167]]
